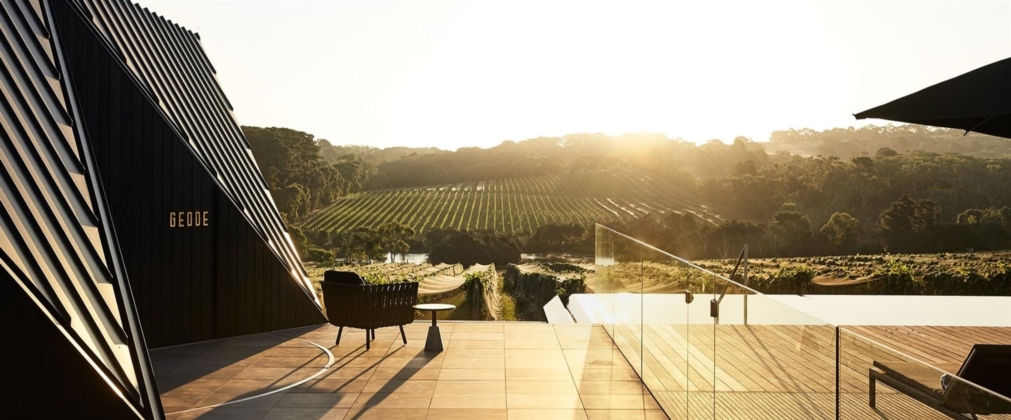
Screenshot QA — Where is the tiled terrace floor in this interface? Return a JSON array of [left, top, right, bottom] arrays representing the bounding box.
[[153, 322, 668, 420]]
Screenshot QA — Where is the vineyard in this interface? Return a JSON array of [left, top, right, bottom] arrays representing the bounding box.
[[693, 251, 1011, 295], [302, 171, 721, 235]]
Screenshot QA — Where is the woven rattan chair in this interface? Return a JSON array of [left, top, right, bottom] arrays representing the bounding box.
[[321, 279, 418, 350]]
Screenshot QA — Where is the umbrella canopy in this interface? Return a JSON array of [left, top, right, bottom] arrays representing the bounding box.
[[854, 57, 1011, 139]]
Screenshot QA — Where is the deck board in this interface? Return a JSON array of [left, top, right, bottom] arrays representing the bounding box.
[[618, 324, 1011, 418]]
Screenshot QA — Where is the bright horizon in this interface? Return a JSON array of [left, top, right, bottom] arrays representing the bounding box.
[[136, 0, 1010, 150]]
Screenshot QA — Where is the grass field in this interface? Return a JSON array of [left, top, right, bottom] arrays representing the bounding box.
[[302, 171, 720, 235]]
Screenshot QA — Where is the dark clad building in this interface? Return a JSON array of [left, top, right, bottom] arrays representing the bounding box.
[[1, 0, 327, 417]]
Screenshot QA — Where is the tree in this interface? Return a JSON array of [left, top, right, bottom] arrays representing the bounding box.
[[878, 195, 941, 251], [820, 212, 860, 248], [378, 222, 415, 262], [773, 211, 813, 255], [526, 223, 587, 253], [428, 229, 520, 267], [245, 126, 357, 223], [878, 195, 918, 238]]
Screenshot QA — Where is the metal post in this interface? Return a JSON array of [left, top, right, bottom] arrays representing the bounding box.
[[836, 326, 841, 419], [743, 246, 749, 326]]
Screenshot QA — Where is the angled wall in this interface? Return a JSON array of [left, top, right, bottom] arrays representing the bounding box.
[[50, 0, 325, 347], [0, 0, 160, 417]]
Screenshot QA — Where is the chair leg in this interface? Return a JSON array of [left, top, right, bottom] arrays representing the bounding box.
[[365, 329, 371, 351], [399, 325, 407, 344], [335, 326, 343, 346], [371, 329, 376, 340], [869, 371, 876, 408]]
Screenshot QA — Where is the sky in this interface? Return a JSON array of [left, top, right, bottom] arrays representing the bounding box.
[[136, 0, 1010, 150]]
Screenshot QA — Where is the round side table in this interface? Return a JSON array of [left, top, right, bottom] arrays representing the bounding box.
[[414, 303, 455, 352]]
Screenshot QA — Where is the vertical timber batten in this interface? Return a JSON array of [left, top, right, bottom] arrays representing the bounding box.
[[50, 0, 325, 348]]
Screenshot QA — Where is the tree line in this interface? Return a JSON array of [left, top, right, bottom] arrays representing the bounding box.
[[244, 127, 379, 221], [246, 124, 1011, 261]]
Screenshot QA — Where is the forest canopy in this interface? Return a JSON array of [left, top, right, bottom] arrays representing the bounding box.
[[244, 124, 1011, 260]]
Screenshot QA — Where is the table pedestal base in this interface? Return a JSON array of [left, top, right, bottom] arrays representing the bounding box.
[[425, 326, 443, 352]]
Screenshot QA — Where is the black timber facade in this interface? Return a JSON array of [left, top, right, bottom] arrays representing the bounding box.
[[0, 0, 160, 418], [2, 0, 326, 416], [51, 0, 326, 348]]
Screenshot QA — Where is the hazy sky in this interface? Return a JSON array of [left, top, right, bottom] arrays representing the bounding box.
[[135, 0, 1010, 150]]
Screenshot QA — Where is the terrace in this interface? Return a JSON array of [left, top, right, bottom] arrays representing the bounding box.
[[154, 225, 1011, 419], [155, 322, 664, 419]]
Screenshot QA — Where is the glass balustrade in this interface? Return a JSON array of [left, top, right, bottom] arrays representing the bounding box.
[[593, 224, 1011, 419]]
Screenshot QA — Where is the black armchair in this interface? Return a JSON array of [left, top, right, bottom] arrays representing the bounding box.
[[321, 271, 418, 350]]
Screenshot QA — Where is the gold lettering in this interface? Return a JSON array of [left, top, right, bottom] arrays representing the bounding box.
[[169, 210, 211, 227]]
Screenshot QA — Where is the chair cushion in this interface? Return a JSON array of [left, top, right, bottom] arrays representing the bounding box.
[[324, 270, 365, 285]]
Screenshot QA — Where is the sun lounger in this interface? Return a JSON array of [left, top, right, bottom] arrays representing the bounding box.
[[870, 344, 1011, 419]]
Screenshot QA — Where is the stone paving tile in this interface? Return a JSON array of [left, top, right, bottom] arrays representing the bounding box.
[[450, 332, 505, 341], [434, 380, 506, 395], [197, 391, 285, 408], [153, 322, 666, 420], [506, 367, 573, 381], [444, 348, 504, 358], [453, 323, 505, 333], [250, 355, 327, 368], [442, 357, 504, 369], [351, 392, 434, 408], [505, 332, 560, 341], [377, 356, 444, 369], [430, 393, 507, 409], [580, 394, 647, 410], [439, 367, 505, 381], [508, 393, 585, 409], [262, 407, 348, 420], [426, 408, 508, 420], [168, 365, 245, 380], [166, 407, 269, 420], [318, 368, 376, 382], [506, 357, 568, 369], [371, 366, 442, 380], [447, 340, 504, 349], [342, 407, 429, 420], [361, 379, 438, 394], [275, 392, 358, 408], [506, 348, 565, 358], [261, 347, 324, 357], [506, 380, 578, 394], [289, 378, 369, 393], [585, 409, 667, 420], [507, 408, 590, 420], [504, 323, 556, 332], [505, 340, 562, 349], [574, 380, 648, 395]]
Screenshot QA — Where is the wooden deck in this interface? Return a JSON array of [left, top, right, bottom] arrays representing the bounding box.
[[606, 324, 1011, 419]]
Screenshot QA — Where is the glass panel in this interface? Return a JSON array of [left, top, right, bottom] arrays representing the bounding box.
[[593, 224, 1011, 419], [641, 243, 696, 419], [839, 328, 1011, 419], [712, 275, 837, 419], [592, 225, 641, 368], [587, 225, 647, 411]]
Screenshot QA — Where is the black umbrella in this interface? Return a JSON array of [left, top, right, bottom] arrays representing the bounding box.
[[854, 57, 1011, 139]]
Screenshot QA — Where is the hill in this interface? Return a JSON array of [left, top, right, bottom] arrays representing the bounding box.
[[301, 170, 722, 236], [764, 125, 1011, 159]]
